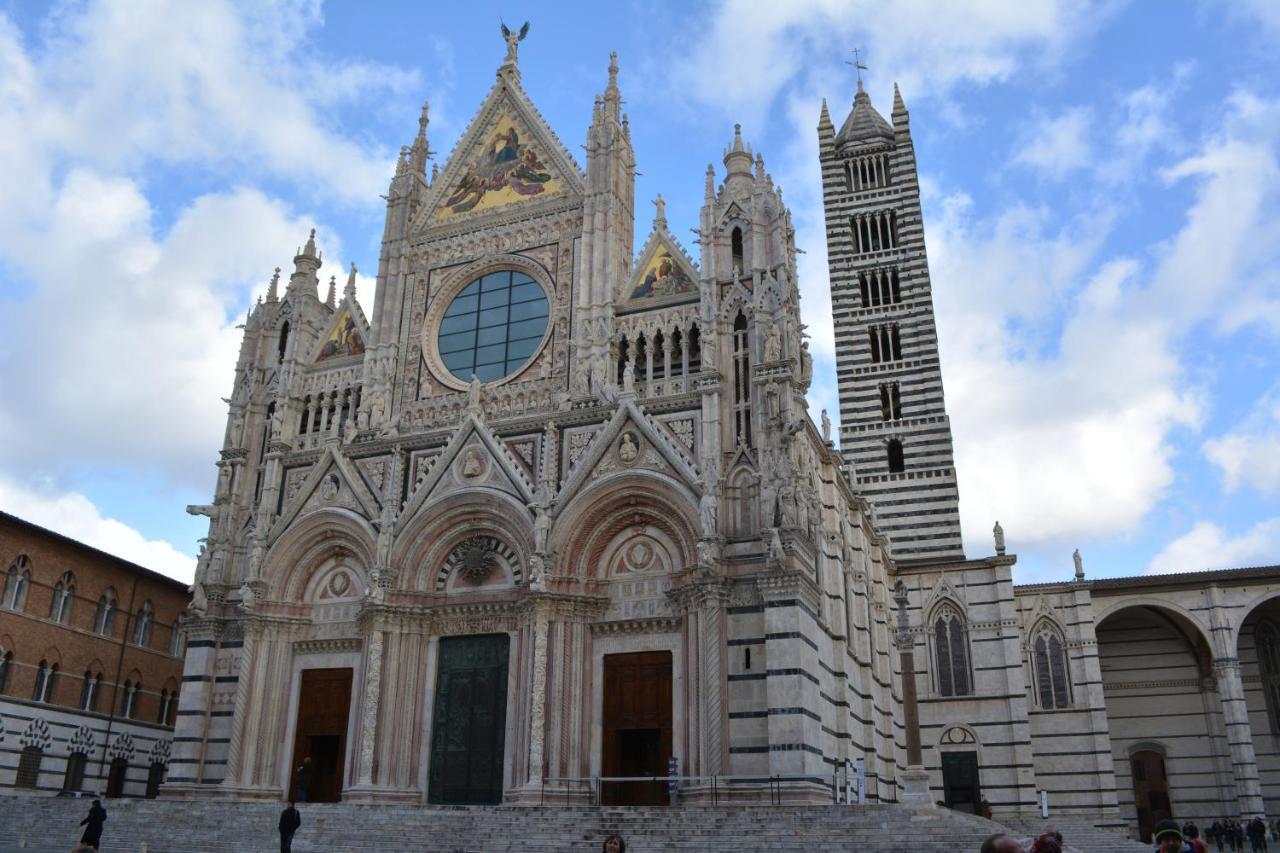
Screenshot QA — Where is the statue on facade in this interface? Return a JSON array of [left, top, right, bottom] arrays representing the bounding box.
[[1073, 548, 1085, 580], [821, 409, 831, 443], [698, 484, 718, 538], [622, 360, 635, 394], [500, 21, 529, 65], [188, 581, 208, 615], [764, 318, 782, 362], [993, 520, 1005, 555]]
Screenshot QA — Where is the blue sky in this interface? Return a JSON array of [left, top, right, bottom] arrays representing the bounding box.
[[0, 0, 1278, 585]]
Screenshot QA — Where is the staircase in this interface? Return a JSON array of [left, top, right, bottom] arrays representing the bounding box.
[[0, 796, 1015, 852], [999, 817, 1149, 853]]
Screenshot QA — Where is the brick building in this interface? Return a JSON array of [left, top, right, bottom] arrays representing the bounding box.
[[0, 511, 189, 798]]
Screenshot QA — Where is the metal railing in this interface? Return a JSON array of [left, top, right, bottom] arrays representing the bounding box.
[[539, 772, 841, 808]]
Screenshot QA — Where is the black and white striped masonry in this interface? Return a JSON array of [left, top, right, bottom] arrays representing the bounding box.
[[819, 81, 965, 563]]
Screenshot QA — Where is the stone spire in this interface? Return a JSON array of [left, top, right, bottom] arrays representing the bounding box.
[[409, 101, 431, 175], [818, 98, 835, 149], [344, 263, 358, 301], [286, 229, 322, 299], [704, 164, 716, 202], [836, 79, 894, 145], [892, 82, 909, 126], [325, 275, 337, 309], [265, 267, 280, 303]]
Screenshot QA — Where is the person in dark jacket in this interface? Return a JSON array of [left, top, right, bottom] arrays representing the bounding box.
[[1248, 817, 1269, 852], [78, 799, 106, 850], [279, 800, 302, 853]]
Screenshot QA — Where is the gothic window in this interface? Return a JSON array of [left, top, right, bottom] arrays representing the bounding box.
[[1256, 619, 1280, 736], [94, 588, 117, 636], [277, 321, 290, 363], [731, 227, 744, 272], [170, 613, 186, 657], [732, 312, 752, 447], [859, 268, 902, 308], [887, 439, 905, 473], [933, 605, 972, 697], [133, 600, 154, 647], [80, 671, 101, 712], [121, 680, 139, 719], [668, 328, 685, 377], [158, 689, 172, 725], [3, 555, 31, 610], [0, 650, 11, 693], [616, 335, 630, 385], [728, 468, 759, 538], [652, 331, 666, 379], [49, 571, 75, 623], [634, 334, 649, 381], [880, 383, 902, 420], [688, 324, 702, 373], [868, 324, 902, 363], [32, 659, 57, 703], [1031, 621, 1072, 709]]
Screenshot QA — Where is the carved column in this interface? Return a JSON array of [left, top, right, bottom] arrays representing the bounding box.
[[222, 621, 259, 786], [696, 581, 730, 776], [1214, 658, 1265, 817], [525, 603, 551, 791], [356, 622, 385, 786]]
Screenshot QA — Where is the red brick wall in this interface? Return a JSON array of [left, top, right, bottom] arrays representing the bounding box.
[[0, 514, 189, 726]]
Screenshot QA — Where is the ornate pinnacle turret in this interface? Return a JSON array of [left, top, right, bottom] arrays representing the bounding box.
[[603, 51, 621, 121], [287, 229, 322, 298], [755, 153, 766, 182], [409, 101, 431, 174], [325, 275, 337, 308], [265, 267, 281, 302], [723, 124, 753, 190], [345, 263, 358, 301], [704, 164, 715, 202], [301, 228, 318, 260]]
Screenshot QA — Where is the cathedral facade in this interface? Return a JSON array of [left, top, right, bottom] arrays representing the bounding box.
[[170, 37, 1280, 841]]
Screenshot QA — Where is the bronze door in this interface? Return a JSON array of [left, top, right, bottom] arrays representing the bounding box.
[[941, 751, 981, 814], [428, 634, 510, 804], [602, 651, 673, 806], [289, 667, 353, 803], [1131, 750, 1172, 843]]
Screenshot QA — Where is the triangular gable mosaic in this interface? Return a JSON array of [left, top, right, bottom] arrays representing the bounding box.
[[625, 232, 698, 302], [315, 306, 366, 363]]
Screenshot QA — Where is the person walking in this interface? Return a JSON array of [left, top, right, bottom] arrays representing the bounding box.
[[1154, 820, 1191, 853], [1187, 825, 1208, 853], [602, 834, 626, 853], [294, 756, 313, 803], [78, 799, 106, 851], [278, 800, 302, 853], [1247, 817, 1268, 852], [1212, 821, 1224, 850], [1237, 821, 1249, 852], [980, 834, 1025, 853]]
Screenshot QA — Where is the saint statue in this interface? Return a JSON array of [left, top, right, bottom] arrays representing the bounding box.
[[821, 409, 832, 443], [993, 520, 1005, 555], [1073, 548, 1085, 580], [500, 21, 529, 65]]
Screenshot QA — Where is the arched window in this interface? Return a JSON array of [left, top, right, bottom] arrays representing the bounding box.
[[731, 227, 744, 272], [277, 320, 290, 363], [50, 571, 75, 623], [63, 751, 88, 793], [133, 600, 154, 647], [0, 650, 11, 693], [3, 556, 31, 610], [121, 680, 140, 719], [170, 613, 186, 657], [887, 439, 905, 473], [33, 659, 57, 703], [94, 588, 117, 636], [732, 312, 752, 447], [80, 671, 101, 711], [158, 689, 172, 724], [933, 604, 972, 697], [1031, 621, 1072, 709], [1256, 619, 1280, 735]]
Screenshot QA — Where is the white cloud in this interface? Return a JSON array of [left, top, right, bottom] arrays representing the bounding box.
[[1204, 386, 1280, 495], [0, 478, 195, 582], [672, 0, 1112, 128], [1147, 518, 1280, 574], [1014, 107, 1093, 178]]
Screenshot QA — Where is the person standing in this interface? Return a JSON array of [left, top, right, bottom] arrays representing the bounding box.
[[1247, 817, 1268, 852], [601, 834, 626, 853], [278, 801, 302, 853], [78, 799, 107, 851], [1154, 820, 1191, 853], [294, 756, 313, 803]]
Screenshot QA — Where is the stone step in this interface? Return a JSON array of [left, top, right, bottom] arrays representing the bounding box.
[[0, 796, 1011, 853]]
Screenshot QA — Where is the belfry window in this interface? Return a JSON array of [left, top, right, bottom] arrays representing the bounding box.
[[868, 324, 902, 363], [933, 605, 972, 697], [886, 439, 905, 473], [1032, 622, 1072, 709], [731, 227, 744, 273], [880, 383, 902, 420], [859, 268, 901, 308], [732, 312, 752, 447]]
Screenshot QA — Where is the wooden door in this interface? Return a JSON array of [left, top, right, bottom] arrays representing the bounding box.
[[289, 667, 353, 803], [428, 634, 510, 804], [941, 751, 981, 814], [1131, 750, 1172, 843], [602, 651, 673, 806]]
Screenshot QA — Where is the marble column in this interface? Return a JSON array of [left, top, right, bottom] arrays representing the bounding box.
[[1213, 657, 1265, 817], [524, 606, 550, 792], [357, 625, 385, 786]]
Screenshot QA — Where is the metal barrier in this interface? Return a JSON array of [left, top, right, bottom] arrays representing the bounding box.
[[540, 772, 840, 807]]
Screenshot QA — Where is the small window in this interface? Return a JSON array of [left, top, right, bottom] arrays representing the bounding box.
[[32, 660, 56, 703], [277, 321, 290, 363], [0, 650, 11, 693], [731, 227, 744, 272], [95, 589, 117, 636], [880, 383, 902, 421], [80, 671, 100, 712], [121, 680, 139, 718], [50, 572, 75, 623], [745, 648, 752, 670], [3, 559, 31, 611], [170, 613, 186, 657], [887, 439, 905, 474]]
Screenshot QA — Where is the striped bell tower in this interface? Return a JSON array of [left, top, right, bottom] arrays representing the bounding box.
[[818, 81, 965, 563]]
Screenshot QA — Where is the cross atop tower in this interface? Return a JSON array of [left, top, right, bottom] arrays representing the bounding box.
[[847, 47, 868, 84]]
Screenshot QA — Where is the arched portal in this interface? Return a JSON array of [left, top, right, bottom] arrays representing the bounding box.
[[1095, 603, 1224, 834], [1236, 594, 1280, 818]]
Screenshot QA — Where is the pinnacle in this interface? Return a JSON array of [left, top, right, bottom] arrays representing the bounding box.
[[325, 275, 337, 308], [345, 263, 359, 299]]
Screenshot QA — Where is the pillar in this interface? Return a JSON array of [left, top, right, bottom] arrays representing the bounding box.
[[1213, 658, 1265, 817]]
